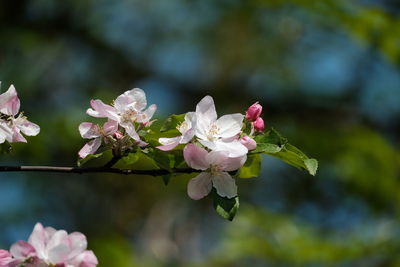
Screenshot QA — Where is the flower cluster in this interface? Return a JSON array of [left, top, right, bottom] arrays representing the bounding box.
[[0, 223, 97, 267], [157, 96, 265, 200], [0, 84, 40, 144], [79, 88, 157, 158]]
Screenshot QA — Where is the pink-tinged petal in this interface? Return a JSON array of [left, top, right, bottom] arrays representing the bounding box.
[[215, 114, 244, 138], [67, 232, 87, 259], [0, 85, 20, 116], [211, 172, 237, 198], [78, 138, 102, 158], [240, 136, 257, 150], [114, 88, 147, 112], [121, 122, 140, 141], [137, 104, 157, 123], [0, 249, 13, 266], [187, 172, 213, 200], [11, 128, 27, 143], [47, 231, 70, 264], [183, 144, 209, 170], [103, 120, 118, 136], [206, 151, 246, 171], [15, 119, 40, 136], [157, 137, 180, 151], [10, 241, 36, 259], [79, 123, 100, 139], [180, 128, 195, 144], [195, 96, 217, 124], [86, 100, 118, 121], [70, 250, 98, 267], [27, 223, 47, 259]]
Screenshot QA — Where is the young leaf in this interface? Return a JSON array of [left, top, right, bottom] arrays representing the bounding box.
[[113, 151, 141, 169], [304, 158, 318, 176], [253, 128, 287, 154], [160, 114, 185, 132], [211, 189, 240, 221], [236, 154, 262, 179], [77, 150, 113, 167]]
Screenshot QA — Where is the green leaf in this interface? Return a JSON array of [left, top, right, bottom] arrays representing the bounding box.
[[162, 174, 173, 186], [267, 143, 318, 176], [77, 150, 113, 167], [304, 158, 318, 176], [113, 151, 141, 169], [236, 154, 262, 178], [160, 114, 185, 132], [253, 128, 287, 154], [211, 189, 240, 221]]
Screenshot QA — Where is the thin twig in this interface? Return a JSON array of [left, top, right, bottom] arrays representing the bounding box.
[[0, 166, 201, 176]]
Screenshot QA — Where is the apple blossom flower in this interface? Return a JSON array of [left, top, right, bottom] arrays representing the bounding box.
[[184, 144, 246, 200], [253, 117, 265, 132], [86, 88, 156, 146], [9, 223, 98, 267], [240, 136, 257, 150], [0, 84, 40, 144], [245, 102, 263, 121], [78, 120, 118, 158], [194, 96, 248, 157], [157, 112, 196, 151]]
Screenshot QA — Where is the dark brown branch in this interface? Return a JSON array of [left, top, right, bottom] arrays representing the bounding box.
[[0, 166, 201, 176]]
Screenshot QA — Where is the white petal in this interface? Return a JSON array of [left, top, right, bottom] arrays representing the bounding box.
[[138, 104, 157, 123], [180, 128, 195, 144], [16, 119, 40, 136], [86, 99, 119, 121], [212, 172, 237, 198], [79, 122, 101, 139], [183, 144, 209, 170], [216, 114, 244, 138], [28, 223, 47, 260], [114, 88, 147, 112], [78, 138, 102, 158], [195, 96, 217, 124], [0, 121, 13, 143], [207, 151, 247, 171], [207, 140, 248, 158], [103, 120, 118, 135], [187, 172, 213, 200], [67, 232, 87, 259]]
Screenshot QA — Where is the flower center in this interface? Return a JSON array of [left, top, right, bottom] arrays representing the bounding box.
[[210, 165, 222, 175], [207, 123, 220, 140], [177, 121, 189, 133], [121, 109, 139, 123]]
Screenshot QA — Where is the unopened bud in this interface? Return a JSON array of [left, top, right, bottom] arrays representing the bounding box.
[[113, 131, 124, 140], [240, 136, 257, 150], [246, 102, 263, 121], [253, 117, 265, 132]]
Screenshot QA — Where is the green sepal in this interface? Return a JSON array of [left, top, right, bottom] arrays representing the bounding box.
[[211, 188, 240, 221], [236, 154, 262, 179]]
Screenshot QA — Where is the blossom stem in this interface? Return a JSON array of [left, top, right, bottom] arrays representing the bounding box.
[[0, 166, 201, 176]]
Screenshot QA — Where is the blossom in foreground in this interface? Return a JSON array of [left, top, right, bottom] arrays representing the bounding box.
[[240, 136, 257, 150], [9, 223, 98, 267], [194, 96, 248, 157], [0, 84, 40, 144], [86, 88, 156, 146], [78, 120, 118, 158], [157, 112, 196, 151], [184, 144, 246, 200]]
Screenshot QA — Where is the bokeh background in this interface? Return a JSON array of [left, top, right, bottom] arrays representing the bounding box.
[[1, 0, 400, 266]]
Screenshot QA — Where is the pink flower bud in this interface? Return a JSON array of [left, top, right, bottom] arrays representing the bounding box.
[[253, 117, 265, 132], [240, 136, 257, 150], [246, 102, 263, 121], [113, 131, 124, 140], [0, 250, 13, 265]]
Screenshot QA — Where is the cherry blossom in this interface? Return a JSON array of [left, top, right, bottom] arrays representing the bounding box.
[[9, 223, 98, 267], [86, 88, 156, 146], [194, 96, 248, 157], [78, 120, 118, 158], [157, 112, 196, 151], [184, 144, 246, 200], [0, 84, 40, 144]]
